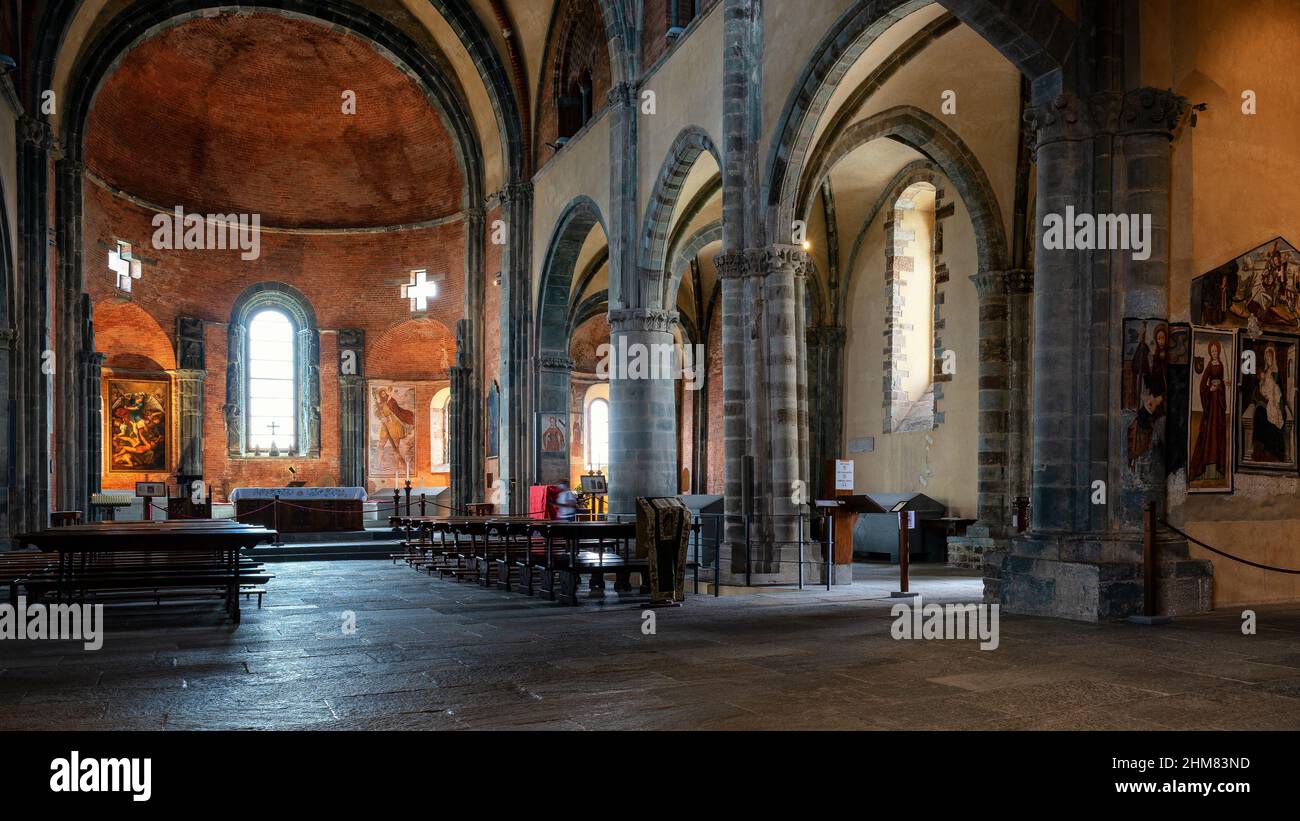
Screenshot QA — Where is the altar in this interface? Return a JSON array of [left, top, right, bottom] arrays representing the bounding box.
[[229, 487, 367, 532]]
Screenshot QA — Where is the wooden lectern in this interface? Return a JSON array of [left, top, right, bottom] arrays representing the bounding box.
[[815, 494, 890, 570]]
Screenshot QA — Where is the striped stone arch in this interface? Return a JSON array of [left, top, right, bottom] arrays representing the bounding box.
[[537, 195, 608, 357], [763, 0, 1076, 242], [805, 105, 1009, 277], [667, 220, 724, 306], [639, 126, 722, 308]]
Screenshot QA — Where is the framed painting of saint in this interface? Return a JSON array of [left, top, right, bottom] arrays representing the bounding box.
[[1235, 331, 1299, 474], [1122, 318, 1169, 469], [106, 378, 170, 473], [1186, 328, 1234, 493]]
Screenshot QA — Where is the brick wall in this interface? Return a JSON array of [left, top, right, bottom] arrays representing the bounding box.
[[85, 186, 466, 497], [535, 0, 613, 172]]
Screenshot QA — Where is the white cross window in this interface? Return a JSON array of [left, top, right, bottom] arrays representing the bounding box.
[[401, 268, 440, 312], [109, 240, 142, 292]]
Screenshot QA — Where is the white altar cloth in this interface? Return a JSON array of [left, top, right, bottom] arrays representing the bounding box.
[[229, 486, 367, 502]]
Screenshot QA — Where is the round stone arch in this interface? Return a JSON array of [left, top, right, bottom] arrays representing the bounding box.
[[805, 105, 1010, 277], [762, 0, 1076, 243], [535, 196, 608, 483], [638, 125, 722, 308], [666, 220, 723, 306]]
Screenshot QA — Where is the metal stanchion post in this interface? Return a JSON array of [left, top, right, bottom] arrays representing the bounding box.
[[273, 492, 282, 546], [798, 512, 804, 591], [891, 510, 917, 598], [1129, 500, 1170, 625]]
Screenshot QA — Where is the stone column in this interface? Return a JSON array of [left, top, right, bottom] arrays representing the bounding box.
[[80, 351, 105, 515], [16, 115, 53, 532], [0, 328, 13, 541], [449, 361, 471, 509], [806, 325, 846, 500], [463, 208, 486, 505], [535, 353, 574, 486], [607, 309, 679, 515], [1114, 89, 1186, 531], [969, 270, 1011, 539], [714, 251, 749, 568], [337, 329, 365, 488], [175, 317, 206, 485], [55, 156, 87, 514], [498, 182, 533, 513]]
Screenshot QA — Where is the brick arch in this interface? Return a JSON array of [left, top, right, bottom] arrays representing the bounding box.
[[640, 125, 722, 308], [367, 318, 456, 381], [533, 0, 621, 169], [806, 105, 1009, 276], [538, 196, 607, 357], [763, 0, 1075, 242], [93, 299, 177, 372]]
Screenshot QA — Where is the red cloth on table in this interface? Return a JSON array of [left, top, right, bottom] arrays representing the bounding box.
[[528, 485, 560, 519]]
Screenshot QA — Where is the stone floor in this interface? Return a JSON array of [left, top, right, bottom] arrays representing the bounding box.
[[2, 560, 1300, 730]]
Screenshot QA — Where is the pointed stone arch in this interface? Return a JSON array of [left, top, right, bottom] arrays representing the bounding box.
[[639, 126, 722, 308]]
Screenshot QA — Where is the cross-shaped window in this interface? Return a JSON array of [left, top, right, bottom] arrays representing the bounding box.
[[109, 240, 142, 292], [401, 268, 439, 312]]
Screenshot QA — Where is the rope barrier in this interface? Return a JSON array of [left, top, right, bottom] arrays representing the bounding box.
[[1161, 518, 1300, 575]]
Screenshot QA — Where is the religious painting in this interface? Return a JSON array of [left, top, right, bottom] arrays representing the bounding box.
[[1122, 318, 1169, 469], [1165, 323, 1192, 476], [485, 382, 500, 459], [368, 383, 418, 477], [1186, 328, 1235, 493], [1191, 237, 1300, 335], [538, 413, 568, 457], [1236, 332, 1299, 474], [106, 378, 169, 473]]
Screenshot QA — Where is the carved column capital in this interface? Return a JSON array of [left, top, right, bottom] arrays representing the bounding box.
[[1119, 87, 1190, 139], [1005, 268, 1034, 295], [607, 308, 679, 334], [713, 251, 749, 280], [970, 270, 1010, 299], [538, 353, 575, 372], [607, 81, 635, 109], [749, 244, 810, 279], [18, 115, 53, 150]]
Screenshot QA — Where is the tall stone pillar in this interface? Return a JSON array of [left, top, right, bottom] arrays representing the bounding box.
[[1113, 89, 1185, 531], [498, 182, 533, 513], [806, 325, 846, 500], [16, 115, 54, 532], [714, 251, 749, 567], [463, 208, 486, 506], [174, 316, 206, 485], [449, 362, 471, 510], [55, 156, 87, 515], [337, 329, 365, 489], [969, 270, 1011, 539], [535, 353, 574, 487], [998, 90, 1209, 621], [607, 309, 679, 514], [0, 327, 14, 541]]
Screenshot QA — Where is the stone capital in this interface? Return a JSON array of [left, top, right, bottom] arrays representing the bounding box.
[[538, 353, 575, 372], [748, 244, 810, 279], [607, 81, 635, 110], [970, 270, 1009, 299], [607, 308, 679, 334], [1005, 268, 1034, 295], [463, 206, 487, 223], [18, 115, 53, 151], [0, 327, 15, 350], [1119, 87, 1190, 139], [172, 368, 208, 382], [713, 251, 749, 280]]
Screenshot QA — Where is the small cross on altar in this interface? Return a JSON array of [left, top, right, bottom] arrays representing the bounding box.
[[401, 268, 443, 312], [109, 240, 142, 292]]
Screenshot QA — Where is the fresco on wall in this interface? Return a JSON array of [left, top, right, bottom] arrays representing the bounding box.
[[1191, 237, 1300, 335], [1122, 318, 1168, 468], [368, 383, 417, 477], [1236, 331, 1299, 474], [1187, 328, 1235, 493], [1165, 324, 1192, 476], [106, 378, 169, 473]]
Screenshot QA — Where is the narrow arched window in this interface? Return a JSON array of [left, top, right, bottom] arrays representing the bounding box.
[[586, 396, 609, 471], [226, 282, 321, 458], [431, 387, 451, 471], [247, 309, 296, 452]]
